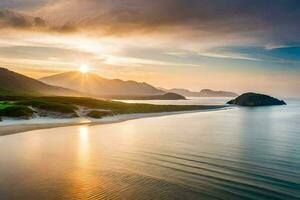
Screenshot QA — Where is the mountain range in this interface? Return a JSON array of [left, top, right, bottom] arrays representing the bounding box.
[[166, 88, 238, 97], [40, 71, 164, 98], [0, 68, 80, 96], [0, 68, 238, 99]]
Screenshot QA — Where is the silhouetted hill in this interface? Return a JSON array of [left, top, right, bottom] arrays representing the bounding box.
[[168, 88, 238, 97], [227, 93, 286, 106], [199, 89, 238, 97], [40, 71, 165, 97], [0, 68, 80, 96]]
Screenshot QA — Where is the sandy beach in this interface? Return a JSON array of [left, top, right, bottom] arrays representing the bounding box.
[[0, 107, 229, 136]]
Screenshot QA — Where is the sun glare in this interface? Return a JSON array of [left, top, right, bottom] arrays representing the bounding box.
[[79, 65, 89, 73]]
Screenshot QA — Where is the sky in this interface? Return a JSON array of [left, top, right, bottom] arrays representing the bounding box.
[[0, 0, 300, 96]]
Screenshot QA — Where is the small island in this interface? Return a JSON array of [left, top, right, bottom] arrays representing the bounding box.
[[227, 92, 286, 106]]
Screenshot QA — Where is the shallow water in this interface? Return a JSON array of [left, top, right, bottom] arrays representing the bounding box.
[[0, 98, 299, 199], [117, 97, 232, 105]]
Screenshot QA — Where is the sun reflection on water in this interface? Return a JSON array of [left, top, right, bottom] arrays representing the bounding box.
[[79, 126, 89, 142], [78, 126, 90, 168], [66, 126, 97, 198]]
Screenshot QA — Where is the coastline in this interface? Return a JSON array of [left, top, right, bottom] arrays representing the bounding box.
[[0, 106, 229, 136]]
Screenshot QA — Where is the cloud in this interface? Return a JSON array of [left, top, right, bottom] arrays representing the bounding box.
[[0, 45, 94, 61], [0, 0, 299, 97], [3, 0, 290, 50], [0, 9, 44, 28], [2, 0, 300, 48], [0, 0, 61, 11], [0, 9, 76, 33], [198, 52, 263, 62], [264, 44, 290, 50]]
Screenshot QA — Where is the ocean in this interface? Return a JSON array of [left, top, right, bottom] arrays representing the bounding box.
[[0, 98, 299, 199]]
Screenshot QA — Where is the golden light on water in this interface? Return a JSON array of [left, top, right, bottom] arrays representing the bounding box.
[[79, 126, 89, 143], [78, 126, 89, 165]]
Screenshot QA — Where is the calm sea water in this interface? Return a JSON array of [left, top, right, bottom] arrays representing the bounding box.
[[0, 98, 299, 199], [119, 97, 232, 105]]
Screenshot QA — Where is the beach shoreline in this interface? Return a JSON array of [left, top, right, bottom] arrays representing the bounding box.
[[0, 107, 229, 136]]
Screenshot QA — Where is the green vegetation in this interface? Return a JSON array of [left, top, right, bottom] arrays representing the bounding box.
[[87, 110, 113, 119], [0, 101, 12, 109], [0, 102, 34, 118], [0, 95, 225, 120], [16, 100, 77, 114], [12, 96, 223, 114], [0, 105, 34, 118]]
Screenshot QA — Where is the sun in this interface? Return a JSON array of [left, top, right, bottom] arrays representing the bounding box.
[[79, 65, 89, 73]]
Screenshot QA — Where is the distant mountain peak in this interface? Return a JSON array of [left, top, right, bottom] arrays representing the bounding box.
[[199, 89, 238, 97], [40, 71, 164, 97], [169, 88, 238, 97], [0, 68, 81, 96]]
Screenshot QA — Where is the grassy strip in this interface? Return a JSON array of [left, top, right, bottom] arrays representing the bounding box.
[[0, 102, 12, 109], [0, 102, 34, 118], [87, 110, 113, 119], [15, 96, 224, 114], [0, 105, 34, 118], [0, 95, 225, 120], [16, 100, 77, 114]]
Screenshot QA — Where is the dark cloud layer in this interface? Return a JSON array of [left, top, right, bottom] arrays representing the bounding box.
[[0, 9, 76, 33], [0, 0, 60, 10], [2, 0, 300, 45], [0, 10, 46, 28], [52, 0, 300, 45], [0, 1, 299, 95]]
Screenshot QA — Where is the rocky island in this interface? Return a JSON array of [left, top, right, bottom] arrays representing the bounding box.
[[227, 92, 286, 106]]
